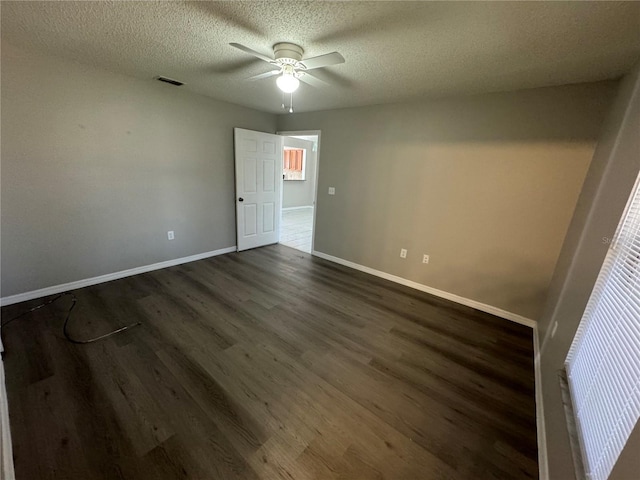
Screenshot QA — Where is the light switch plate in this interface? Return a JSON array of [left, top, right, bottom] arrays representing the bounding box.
[[328, 187, 336, 195]]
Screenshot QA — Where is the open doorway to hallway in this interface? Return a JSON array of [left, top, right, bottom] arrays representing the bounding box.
[[278, 132, 319, 254]]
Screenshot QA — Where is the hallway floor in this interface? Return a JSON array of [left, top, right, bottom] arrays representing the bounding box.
[[279, 207, 313, 253]]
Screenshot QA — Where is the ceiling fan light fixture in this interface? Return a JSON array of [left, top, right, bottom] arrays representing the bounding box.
[[229, 42, 345, 106], [276, 72, 300, 93]]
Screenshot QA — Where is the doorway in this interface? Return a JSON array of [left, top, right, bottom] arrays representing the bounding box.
[[278, 131, 320, 254]]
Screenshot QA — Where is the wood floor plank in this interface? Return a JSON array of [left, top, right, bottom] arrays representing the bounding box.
[[1, 244, 538, 479], [154, 344, 268, 458]]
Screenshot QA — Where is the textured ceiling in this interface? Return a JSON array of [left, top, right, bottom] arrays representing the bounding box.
[[2, 1, 639, 113]]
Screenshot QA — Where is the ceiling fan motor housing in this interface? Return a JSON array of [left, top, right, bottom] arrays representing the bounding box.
[[273, 43, 305, 68]]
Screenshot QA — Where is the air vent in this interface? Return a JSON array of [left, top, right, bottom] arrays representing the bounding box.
[[156, 76, 183, 86]]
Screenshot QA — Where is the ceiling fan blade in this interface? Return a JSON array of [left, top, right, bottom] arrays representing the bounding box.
[[247, 70, 281, 81], [304, 68, 352, 88], [298, 71, 330, 88], [300, 52, 345, 70], [229, 43, 274, 64]]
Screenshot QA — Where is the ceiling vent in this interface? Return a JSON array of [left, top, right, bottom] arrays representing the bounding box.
[[156, 76, 183, 86]]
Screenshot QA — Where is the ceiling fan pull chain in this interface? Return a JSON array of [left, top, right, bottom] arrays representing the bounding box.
[[289, 92, 294, 113]]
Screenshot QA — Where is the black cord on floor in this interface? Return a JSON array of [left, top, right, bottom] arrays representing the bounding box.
[[1, 292, 141, 345]]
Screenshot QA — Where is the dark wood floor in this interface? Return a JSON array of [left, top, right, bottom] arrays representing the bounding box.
[[2, 245, 538, 479]]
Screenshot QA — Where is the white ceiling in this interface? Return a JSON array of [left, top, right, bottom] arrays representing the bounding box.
[[2, 1, 639, 114]]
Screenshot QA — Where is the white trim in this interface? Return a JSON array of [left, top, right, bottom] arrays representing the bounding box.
[[311, 250, 537, 328], [0, 246, 236, 307], [534, 326, 549, 480], [282, 206, 314, 212], [0, 360, 15, 480]]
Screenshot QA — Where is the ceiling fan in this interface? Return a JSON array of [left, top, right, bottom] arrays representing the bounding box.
[[229, 42, 345, 109]]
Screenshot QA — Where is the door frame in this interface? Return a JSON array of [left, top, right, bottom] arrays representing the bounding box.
[[276, 130, 322, 254]]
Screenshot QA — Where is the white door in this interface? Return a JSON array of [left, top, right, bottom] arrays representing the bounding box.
[[234, 128, 283, 251]]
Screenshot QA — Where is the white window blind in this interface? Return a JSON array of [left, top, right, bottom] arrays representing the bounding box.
[[566, 172, 640, 480]]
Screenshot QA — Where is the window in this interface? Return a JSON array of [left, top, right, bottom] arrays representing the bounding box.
[[565, 172, 640, 480], [283, 148, 306, 181]]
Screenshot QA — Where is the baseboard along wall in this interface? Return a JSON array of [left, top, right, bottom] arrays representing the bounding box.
[[0, 360, 15, 480], [311, 250, 537, 328], [0, 246, 237, 307], [281, 206, 314, 211], [533, 327, 550, 480]]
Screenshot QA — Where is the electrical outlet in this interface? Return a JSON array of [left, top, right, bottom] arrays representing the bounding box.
[[551, 321, 558, 338], [328, 187, 336, 195], [423, 254, 430, 264], [400, 248, 407, 258], [167, 230, 175, 240]]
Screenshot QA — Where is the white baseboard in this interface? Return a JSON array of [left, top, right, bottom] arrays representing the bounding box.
[[0, 360, 15, 480], [312, 250, 537, 328], [534, 327, 549, 480], [0, 246, 237, 307], [282, 206, 314, 211]]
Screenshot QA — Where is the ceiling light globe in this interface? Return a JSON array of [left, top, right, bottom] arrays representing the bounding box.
[[276, 74, 300, 93]]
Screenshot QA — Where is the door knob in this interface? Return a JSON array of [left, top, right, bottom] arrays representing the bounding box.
[[238, 197, 244, 202]]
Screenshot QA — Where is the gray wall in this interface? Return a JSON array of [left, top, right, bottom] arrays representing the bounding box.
[[0, 44, 276, 297], [282, 137, 316, 208], [277, 82, 617, 320], [537, 65, 640, 479]]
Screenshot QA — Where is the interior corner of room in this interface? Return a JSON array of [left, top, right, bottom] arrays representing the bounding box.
[[1, 2, 640, 480]]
